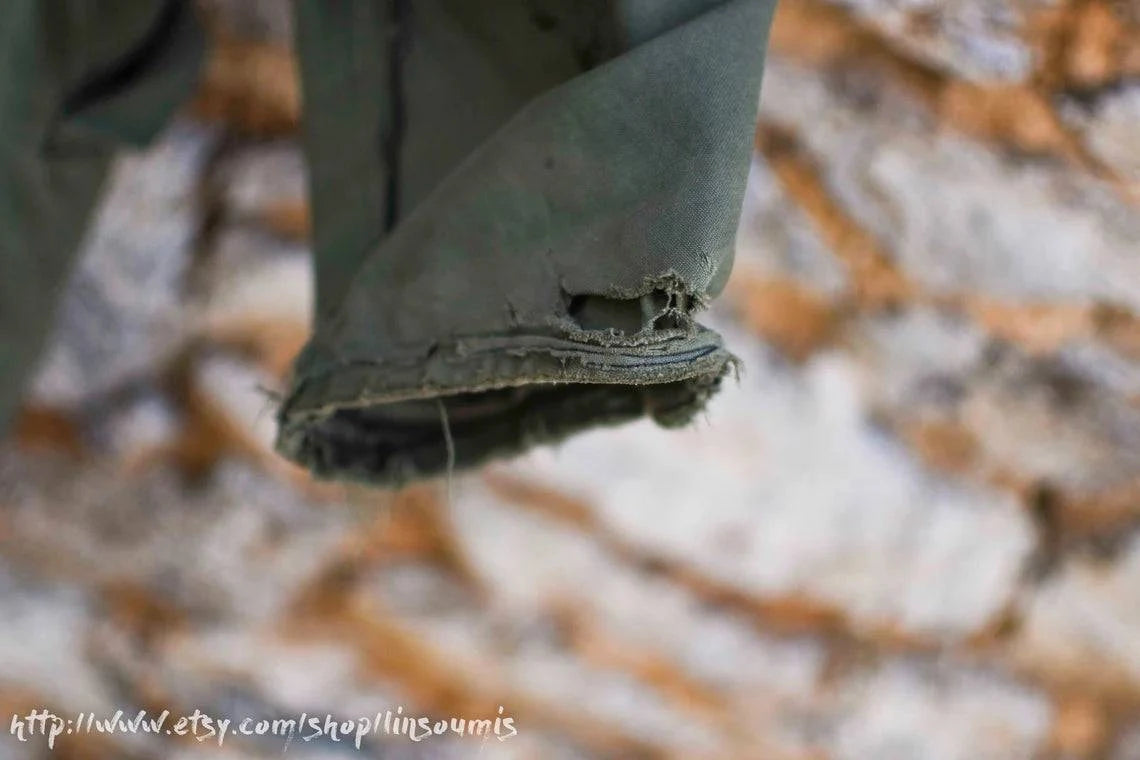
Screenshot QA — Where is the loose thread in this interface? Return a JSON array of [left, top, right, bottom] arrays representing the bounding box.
[[436, 397, 455, 507]]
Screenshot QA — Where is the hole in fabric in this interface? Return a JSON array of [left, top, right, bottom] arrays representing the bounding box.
[[565, 292, 683, 334], [566, 293, 589, 318]]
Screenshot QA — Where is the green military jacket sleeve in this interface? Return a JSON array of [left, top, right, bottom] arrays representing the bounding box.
[[282, 0, 777, 486], [0, 0, 777, 488]]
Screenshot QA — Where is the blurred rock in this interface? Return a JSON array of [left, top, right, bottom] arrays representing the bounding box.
[[0, 565, 111, 710], [188, 352, 284, 467], [192, 226, 312, 376], [1016, 533, 1140, 687], [191, 39, 300, 136], [194, 225, 312, 323], [832, 0, 1039, 81], [29, 121, 221, 408], [855, 308, 1140, 501], [0, 453, 342, 620], [449, 478, 829, 756], [830, 661, 1051, 760], [760, 59, 1140, 308], [734, 157, 849, 297], [215, 141, 308, 227], [95, 387, 182, 468], [1065, 86, 1140, 182], [503, 321, 1034, 639], [1112, 724, 1140, 760]]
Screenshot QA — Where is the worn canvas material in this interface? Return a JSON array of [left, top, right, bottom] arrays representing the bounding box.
[[281, 0, 778, 485]]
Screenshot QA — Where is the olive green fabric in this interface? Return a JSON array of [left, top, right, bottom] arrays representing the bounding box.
[[280, 0, 777, 485], [0, 0, 204, 430], [0, 1, 776, 488]]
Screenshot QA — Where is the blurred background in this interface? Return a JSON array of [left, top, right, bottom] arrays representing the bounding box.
[[2, 0, 1140, 758]]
